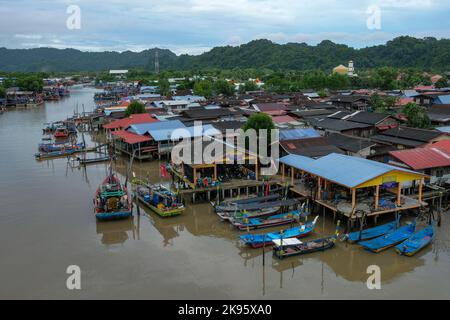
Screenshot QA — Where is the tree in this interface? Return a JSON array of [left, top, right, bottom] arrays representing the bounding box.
[[0, 86, 5, 98], [435, 76, 449, 89], [403, 102, 431, 128], [158, 78, 171, 96], [370, 67, 398, 90], [213, 79, 235, 96], [193, 80, 213, 98], [243, 113, 275, 133], [125, 101, 146, 117], [370, 93, 398, 114]]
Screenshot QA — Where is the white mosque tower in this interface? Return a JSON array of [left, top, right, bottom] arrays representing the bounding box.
[[348, 60, 357, 77]]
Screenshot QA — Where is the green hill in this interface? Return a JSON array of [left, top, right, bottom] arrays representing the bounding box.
[[0, 36, 449, 72]]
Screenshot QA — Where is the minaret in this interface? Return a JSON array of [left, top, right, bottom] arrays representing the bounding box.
[[348, 60, 354, 77]]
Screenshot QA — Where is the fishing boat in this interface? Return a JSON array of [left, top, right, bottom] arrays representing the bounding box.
[[35, 148, 80, 160], [395, 225, 435, 257], [272, 235, 338, 259], [217, 207, 280, 221], [359, 222, 416, 253], [213, 194, 281, 212], [136, 184, 184, 217], [38, 142, 84, 153], [232, 211, 301, 231], [346, 219, 399, 243], [240, 216, 319, 248], [42, 121, 64, 134], [94, 172, 132, 221], [77, 155, 111, 165], [54, 127, 70, 139]]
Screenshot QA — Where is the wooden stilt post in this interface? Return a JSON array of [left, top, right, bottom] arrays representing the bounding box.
[[351, 188, 356, 212], [317, 177, 322, 200], [418, 179, 423, 205], [375, 185, 380, 210], [282, 163, 285, 182], [291, 167, 295, 186], [397, 182, 401, 206]]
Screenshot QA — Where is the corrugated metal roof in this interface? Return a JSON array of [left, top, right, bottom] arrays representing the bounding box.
[[279, 128, 320, 141], [128, 120, 185, 135], [111, 130, 152, 144], [150, 124, 221, 142], [390, 142, 450, 170], [280, 153, 421, 188]]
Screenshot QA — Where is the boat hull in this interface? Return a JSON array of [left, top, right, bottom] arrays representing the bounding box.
[[96, 211, 132, 221], [359, 223, 416, 253], [137, 195, 184, 217], [273, 236, 337, 259]]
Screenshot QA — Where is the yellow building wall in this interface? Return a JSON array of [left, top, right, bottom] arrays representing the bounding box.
[[356, 170, 424, 189]]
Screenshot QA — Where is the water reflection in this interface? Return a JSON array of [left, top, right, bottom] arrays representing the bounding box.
[[96, 217, 137, 246]]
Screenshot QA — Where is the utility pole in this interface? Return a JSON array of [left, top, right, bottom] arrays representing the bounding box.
[[154, 50, 160, 74]]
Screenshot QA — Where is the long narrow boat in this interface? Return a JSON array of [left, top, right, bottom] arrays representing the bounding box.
[[136, 184, 184, 217], [217, 198, 301, 215], [214, 194, 281, 211], [395, 225, 434, 257], [77, 155, 111, 165], [359, 222, 416, 253], [35, 149, 80, 160], [232, 211, 301, 231], [347, 220, 399, 243], [94, 173, 132, 221], [217, 207, 280, 221], [240, 216, 319, 248], [272, 235, 338, 259], [38, 142, 84, 153]]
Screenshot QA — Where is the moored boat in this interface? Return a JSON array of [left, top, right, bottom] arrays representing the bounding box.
[[136, 184, 184, 217], [94, 172, 132, 221], [54, 127, 70, 139], [359, 222, 416, 253], [217, 206, 280, 221], [346, 219, 399, 243], [395, 224, 434, 257], [272, 235, 338, 259], [232, 211, 302, 231], [240, 216, 319, 248], [213, 194, 281, 212]]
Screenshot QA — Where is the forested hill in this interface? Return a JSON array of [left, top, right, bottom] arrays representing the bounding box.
[[0, 36, 449, 72]]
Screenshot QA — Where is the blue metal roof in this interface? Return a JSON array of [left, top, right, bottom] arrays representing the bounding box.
[[128, 120, 185, 135], [154, 124, 221, 142], [280, 153, 420, 188], [279, 154, 315, 168], [436, 95, 450, 104], [436, 126, 450, 133], [279, 128, 321, 141]]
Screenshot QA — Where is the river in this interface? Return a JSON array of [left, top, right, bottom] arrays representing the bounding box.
[[0, 87, 449, 299]]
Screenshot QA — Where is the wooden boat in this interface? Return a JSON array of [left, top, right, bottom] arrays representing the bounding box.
[[54, 127, 70, 139], [35, 149, 80, 160], [240, 216, 319, 248], [359, 222, 416, 253], [217, 206, 280, 221], [38, 142, 84, 153], [395, 225, 434, 257], [217, 198, 301, 214], [94, 172, 132, 221], [347, 220, 399, 243], [232, 211, 301, 231], [272, 235, 338, 259], [136, 184, 184, 217], [213, 194, 281, 212], [77, 155, 110, 165]]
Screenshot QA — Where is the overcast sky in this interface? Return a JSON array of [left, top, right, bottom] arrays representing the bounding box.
[[0, 0, 449, 55]]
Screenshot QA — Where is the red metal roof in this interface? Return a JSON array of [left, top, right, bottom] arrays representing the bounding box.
[[111, 130, 152, 144], [390, 141, 450, 170], [104, 113, 158, 130], [272, 115, 296, 124]]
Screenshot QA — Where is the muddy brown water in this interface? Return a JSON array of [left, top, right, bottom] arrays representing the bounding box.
[[0, 88, 449, 299]]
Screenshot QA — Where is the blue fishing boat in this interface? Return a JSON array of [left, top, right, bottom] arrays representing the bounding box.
[[240, 216, 319, 248], [232, 211, 301, 231], [395, 225, 435, 257], [347, 219, 399, 243], [359, 222, 416, 253]]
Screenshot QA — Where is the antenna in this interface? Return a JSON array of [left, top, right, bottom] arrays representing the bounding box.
[[155, 50, 160, 74]]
